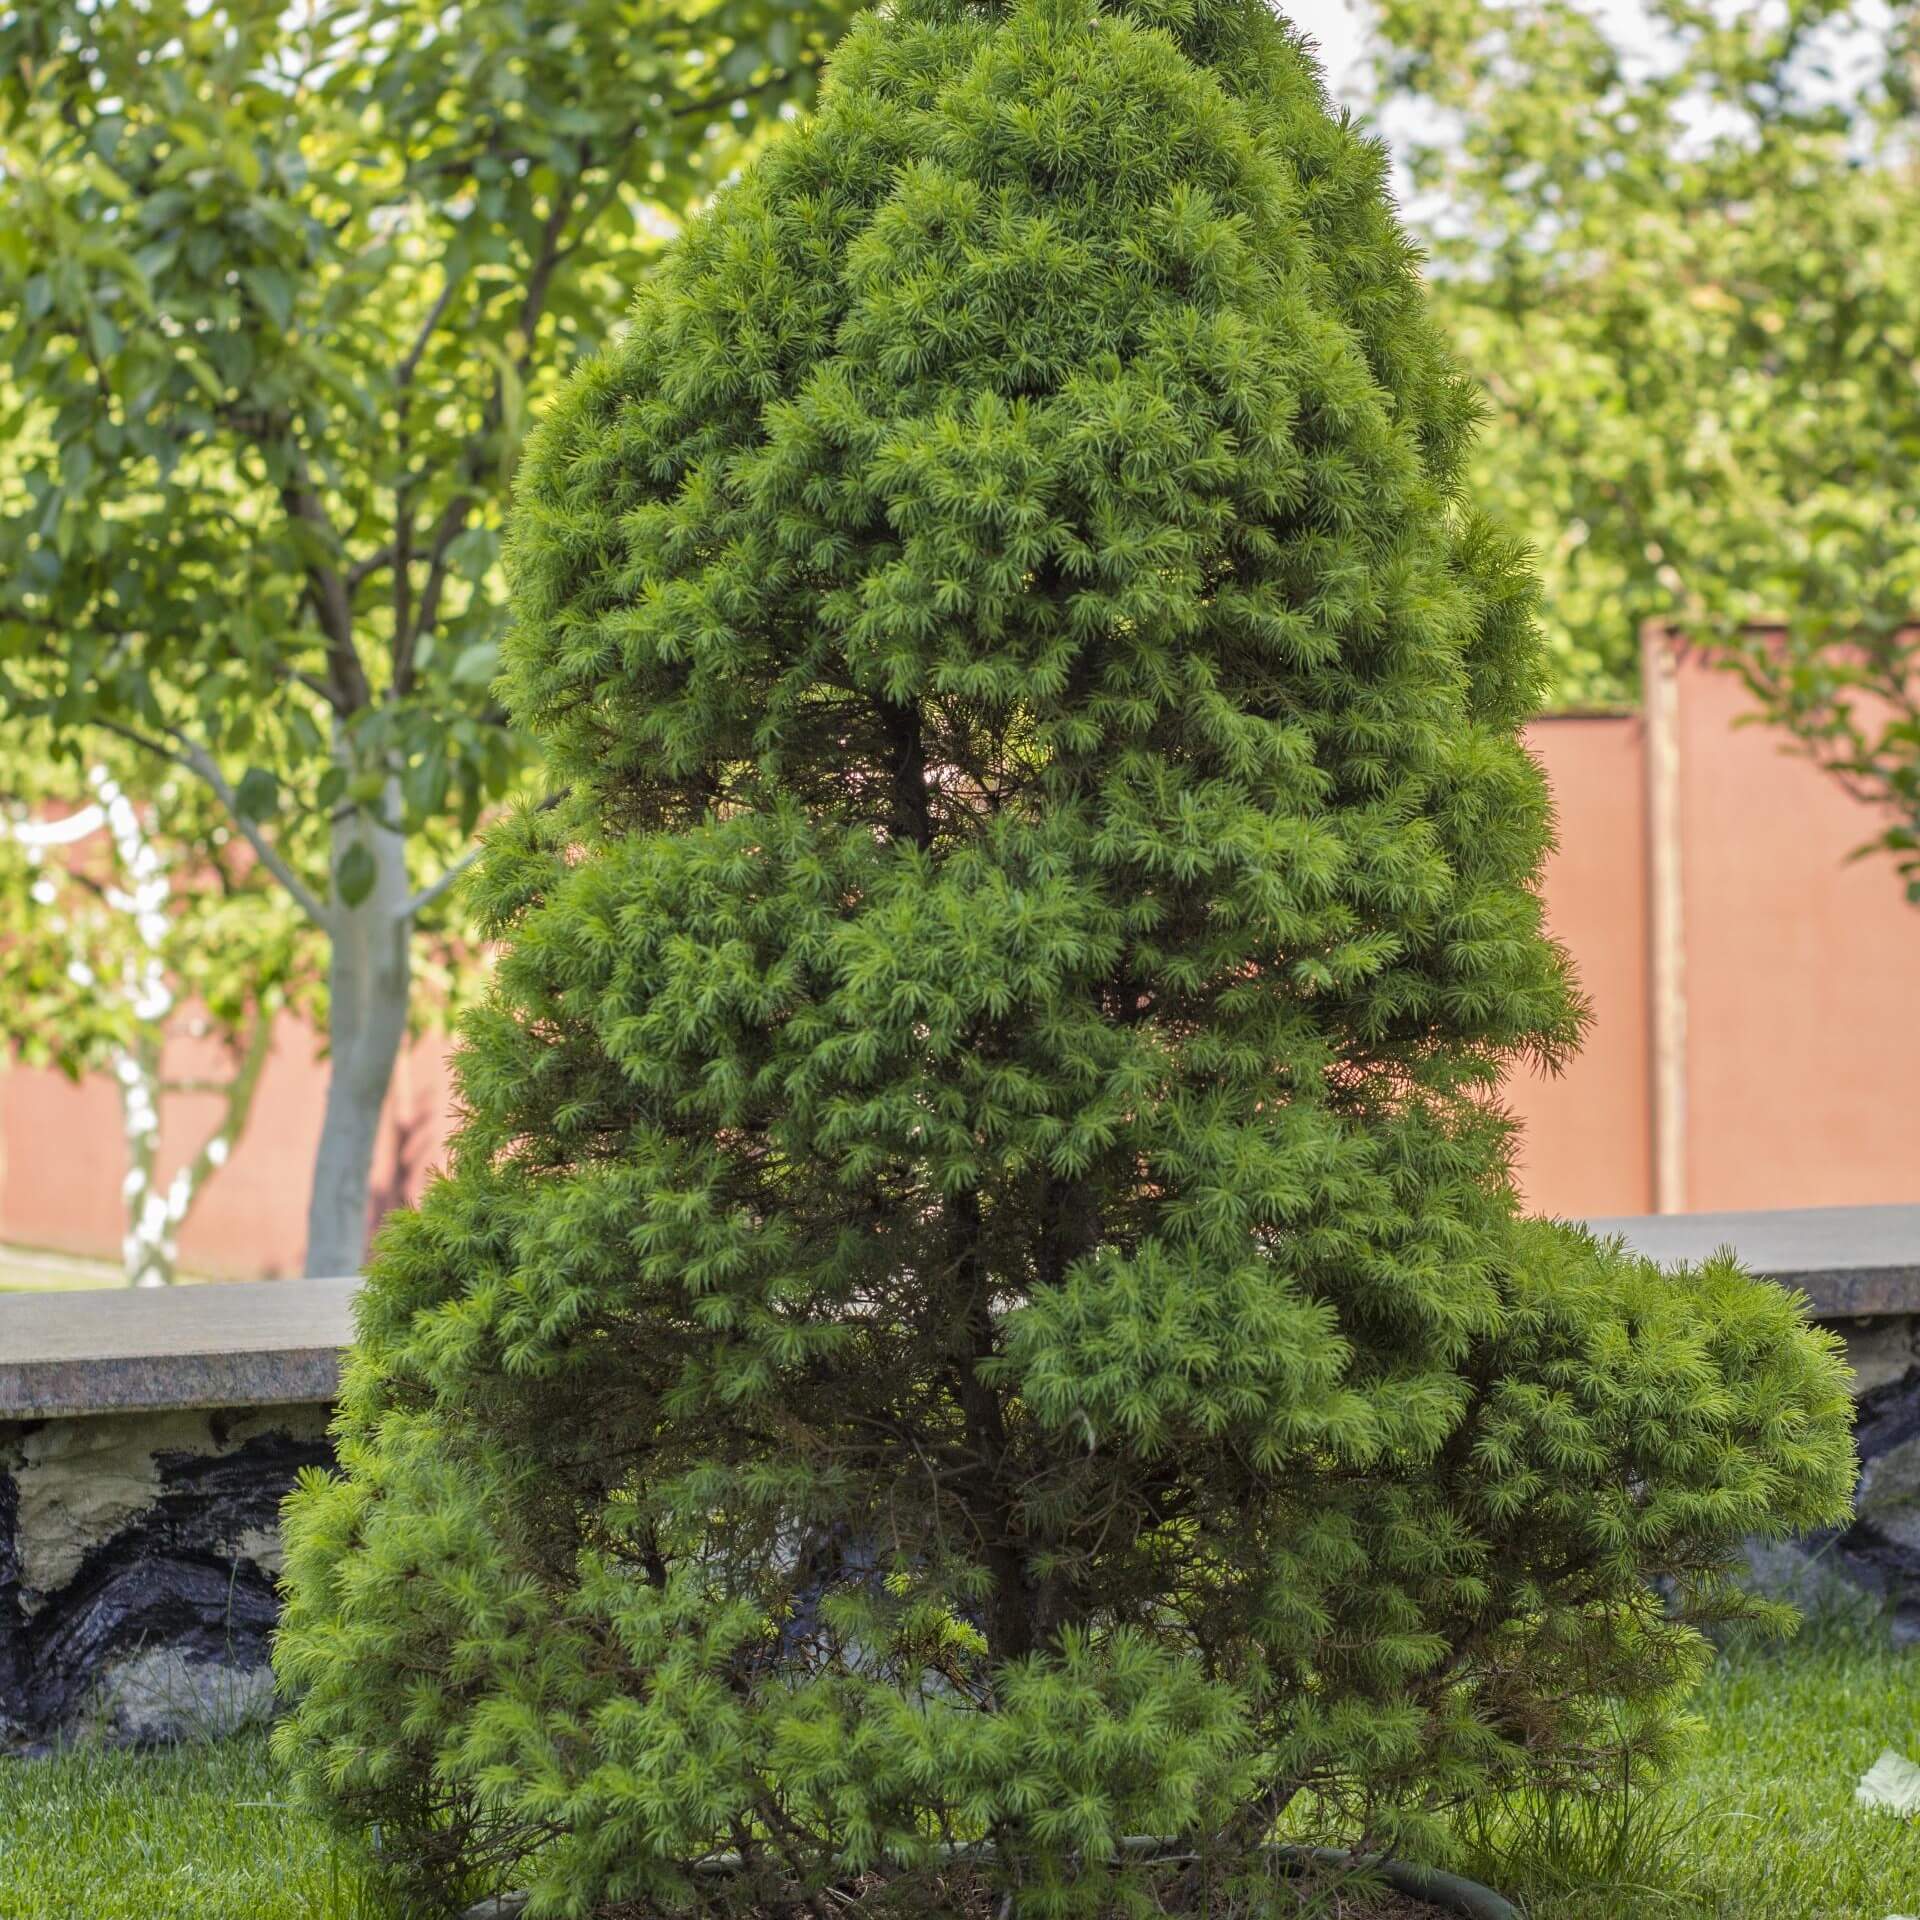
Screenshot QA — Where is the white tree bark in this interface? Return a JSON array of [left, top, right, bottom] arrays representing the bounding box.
[[302, 776, 413, 1279], [98, 770, 187, 1288]]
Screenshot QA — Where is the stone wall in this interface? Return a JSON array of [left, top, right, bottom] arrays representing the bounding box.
[[6, 1332, 1918, 1750], [2, 1229, 1917, 1749], [1828, 1349, 1920, 1637], [0, 1403, 332, 1748]]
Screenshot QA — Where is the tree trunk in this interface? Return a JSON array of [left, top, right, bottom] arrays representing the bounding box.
[[304, 788, 412, 1278], [117, 1030, 173, 1288]]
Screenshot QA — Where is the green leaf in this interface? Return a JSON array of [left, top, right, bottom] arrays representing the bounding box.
[[283, 518, 339, 570], [241, 265, 295, 332], [402, 749, 448, 825], [334, 839, 376, 908], [234, 766, 281, 821], [444, 526, 499, 581], [180, 351, 225, 401], [450, 639, 499, 687]]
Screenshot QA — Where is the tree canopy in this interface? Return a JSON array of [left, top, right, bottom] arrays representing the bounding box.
[[0, 737, 314, 1285]]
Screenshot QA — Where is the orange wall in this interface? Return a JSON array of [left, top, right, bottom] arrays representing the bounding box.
[[1671, 654, 1920, 1210], [1507, 711, 1655, 1216], [0, 1031, 455, 1279], [4, 639, 1919, 1275], [1500, 644, 1920, 1218]]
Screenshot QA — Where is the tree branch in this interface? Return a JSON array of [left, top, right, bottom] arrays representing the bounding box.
[[400, 839, 485, 921], [388, 282, 466, 670], [400, 789, 563, 921], [90, 714, 200, 775], [168, 1006, 277, 1223], [394, 489, 476, 697], [288, 665, 342, 708], [348, 543, 396, 591], [510, 178, 578, 377], [396, 276, 459, 392], [554, 157, 636, 269], [281, 468, 372, 713], [672, 61, 820, 126], [177, 736, 333, 930], [389, 180, 576, 701], [391, 174, 588, 701], [214, 403, 368, 712], [91, 716, 332, 929]]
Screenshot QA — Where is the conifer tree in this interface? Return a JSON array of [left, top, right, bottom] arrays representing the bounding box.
[[274, 0, 1856, 1909]]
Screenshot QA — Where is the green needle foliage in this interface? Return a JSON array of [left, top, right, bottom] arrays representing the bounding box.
[[273, 0, 1858, 1910]]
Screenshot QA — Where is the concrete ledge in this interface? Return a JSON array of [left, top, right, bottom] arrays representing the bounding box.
[[3, 1206, 1917, 1424], [1582, 1203, 1920, 1318], [0, 1278, 360, 1419]]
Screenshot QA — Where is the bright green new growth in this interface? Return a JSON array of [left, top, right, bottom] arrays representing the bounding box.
[[273, 0, 1856, 1910]]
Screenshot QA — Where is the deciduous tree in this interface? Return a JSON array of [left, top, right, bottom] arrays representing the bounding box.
[[0, 0, 861, 1272], [0, 742, 315, 1284], [1370, 0, 1920, 889]]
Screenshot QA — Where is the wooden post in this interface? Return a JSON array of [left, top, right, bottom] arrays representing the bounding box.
[[1643, 621, 1688, 1215]]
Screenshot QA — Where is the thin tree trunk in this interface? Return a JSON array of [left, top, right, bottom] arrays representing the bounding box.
[[124, 1009, 277, 1288], [117, 1028, 172, 1288], [304, 782, 413, 1277]]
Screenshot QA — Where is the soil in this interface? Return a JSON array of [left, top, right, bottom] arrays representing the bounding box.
[[600, 1869, 1450, 1920], [600, 1898, 1442, 1920]]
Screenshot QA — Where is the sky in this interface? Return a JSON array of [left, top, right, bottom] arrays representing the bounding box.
[[1296, 0, 1897, 111], [1289, 0, 1374, 103]]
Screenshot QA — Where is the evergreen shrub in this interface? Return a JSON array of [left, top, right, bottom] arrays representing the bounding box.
[[274, 0, 1856, 1909]]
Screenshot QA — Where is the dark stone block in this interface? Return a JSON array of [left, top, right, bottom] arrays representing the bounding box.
[[0, 1406, 332, 1748]]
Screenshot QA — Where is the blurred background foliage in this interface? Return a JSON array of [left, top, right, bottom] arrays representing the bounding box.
[[1369, 0, 1920, 897], [1371, 0, 1918, 700], [0, 0, 866, 1267], [0, 0, 1916, 1272]]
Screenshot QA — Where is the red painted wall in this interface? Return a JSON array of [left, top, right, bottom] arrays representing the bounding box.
[[1506, 711, 1655, 1216], [1670, 655, 1920, 1209], [3, 641, 1917, 1276]]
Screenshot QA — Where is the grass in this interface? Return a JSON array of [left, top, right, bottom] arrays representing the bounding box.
[[0, 1732, 396, 1920], [1452, 1617, 1920, 1919], [0, 1241, 228, 1291], [0, 1243, 138, 1292], [3, 1625, 1918, 1919]]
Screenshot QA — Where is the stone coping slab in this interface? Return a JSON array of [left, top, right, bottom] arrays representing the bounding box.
[[2, 1202, 1917, 1422], [0, 1277, 359, 1419], [1582, 1202, 1920, 1318]]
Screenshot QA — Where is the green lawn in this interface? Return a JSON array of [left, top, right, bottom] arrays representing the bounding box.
[[1465, 1620, 1920, 1920], [0, 1734, 395, 1920], [3, 1628, 1918, 1919], [0, 1242, 223, 1291]]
